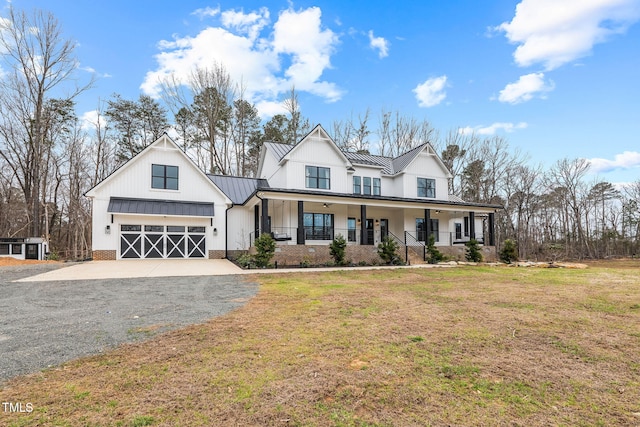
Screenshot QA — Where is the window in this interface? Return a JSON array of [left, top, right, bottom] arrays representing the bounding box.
[[347, 217, 357, 242], [152, 164, 179, 190], [353, 176, 361, 194], [373, 178, 381, 196], [431, 219, 440, 242], [464, 216, 469, 237], [121, 225, 141, 232], [416, 218, 439, 242], [145, 225, 164, 232], [303, 213, 334, 240], [12, 244, 22, 255], [417, 178, 436, 198], [305, 166, 330, 189], [0, 244, 8, 255], [363, 177, 371, 195]]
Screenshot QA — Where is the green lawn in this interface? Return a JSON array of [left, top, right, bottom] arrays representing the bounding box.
[[2, 263, 640, 426]]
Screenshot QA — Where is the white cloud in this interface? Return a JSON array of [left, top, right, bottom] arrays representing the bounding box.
[[221, 8, 270, 41], [496, 0, 640, 70], [588, 151, 640, 173], [141, 6, 343, 109], [192, 6, 220, 19], [459, 122, 528, 136], [271, 7, 342, 101], [368, 30, 389, 58], [497, 72, 554, 104], [80, 109, 107, 131], [413, 75, 447, 108]]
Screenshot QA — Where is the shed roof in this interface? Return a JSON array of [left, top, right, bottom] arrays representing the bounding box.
[[108, 197, 215, 217]]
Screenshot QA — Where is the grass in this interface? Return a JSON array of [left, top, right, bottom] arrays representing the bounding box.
[[2, 261, 640, 426]]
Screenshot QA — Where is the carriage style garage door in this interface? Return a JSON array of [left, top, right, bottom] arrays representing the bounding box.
[[120, 225, 206, 259]]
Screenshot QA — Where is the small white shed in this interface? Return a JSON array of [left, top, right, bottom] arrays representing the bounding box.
[[0, 237, 49, 260]]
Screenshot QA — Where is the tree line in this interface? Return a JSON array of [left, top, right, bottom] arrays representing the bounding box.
[[1, 7, 638, 260]]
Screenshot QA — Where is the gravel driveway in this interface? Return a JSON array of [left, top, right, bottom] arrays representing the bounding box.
[[0, 263, 258, 385]]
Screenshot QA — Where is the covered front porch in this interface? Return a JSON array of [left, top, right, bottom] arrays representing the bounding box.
[[244, 191, 498, 264]]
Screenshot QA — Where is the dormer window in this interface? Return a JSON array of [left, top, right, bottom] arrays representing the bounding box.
[[305, 166, 330, 189], [417, 177, 435, 198], [152, 164, 179, 190], [363, 177, 371, 195], [353, 176, 361, 194]]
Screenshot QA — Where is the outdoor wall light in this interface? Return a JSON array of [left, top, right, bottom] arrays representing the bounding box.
[[213, 228, 218, 236], [105, 225, 111, 234]]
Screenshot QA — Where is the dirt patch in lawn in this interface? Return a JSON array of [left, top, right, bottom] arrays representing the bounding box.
[[2, 264, 639, 426], [0, 257, 60, 266]]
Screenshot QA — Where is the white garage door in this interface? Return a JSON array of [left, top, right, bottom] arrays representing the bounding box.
[[120, 225, 206, 259]]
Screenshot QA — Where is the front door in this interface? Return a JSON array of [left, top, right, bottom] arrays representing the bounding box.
[[416, 218, 426, 242], [366, 219, 374, 245], [25, 244, 38, 260], [380, 218, 389, 240]]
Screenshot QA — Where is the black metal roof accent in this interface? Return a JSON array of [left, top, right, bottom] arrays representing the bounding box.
[[208, 175, 270, 205], [259, 187, 502, 210], [107, 197, 214, 217]]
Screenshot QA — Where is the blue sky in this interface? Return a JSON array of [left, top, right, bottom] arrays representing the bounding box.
[[4, 0, 640, 185]]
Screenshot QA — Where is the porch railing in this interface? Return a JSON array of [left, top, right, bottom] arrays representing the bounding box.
[[405, 231, 426, 263], [248, 228, 488, 249]]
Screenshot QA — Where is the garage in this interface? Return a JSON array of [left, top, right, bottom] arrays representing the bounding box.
[[107, 197, 215, 260], [120, 225, 206, 259]]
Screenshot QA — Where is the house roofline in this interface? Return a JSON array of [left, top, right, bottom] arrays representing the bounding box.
[[253, 187, 503, 211]]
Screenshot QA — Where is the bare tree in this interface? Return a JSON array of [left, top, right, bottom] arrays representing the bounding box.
[[0, 6, 94, 237]]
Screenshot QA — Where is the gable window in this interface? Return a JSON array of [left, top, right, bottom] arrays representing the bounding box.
[[306, 166, 330, 189], [417, 177, 435, 198], [363, 177, 371, 195], [303, 213, 334, 240], [152, 164, 179, 190], [373, 178, 381, 196], [353, 176, 361, 194]]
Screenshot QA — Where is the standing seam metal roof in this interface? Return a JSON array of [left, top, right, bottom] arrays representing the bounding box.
[[208, 175, 269, 205], [107, 197, 215, 217], [263, 140, 430, 175]]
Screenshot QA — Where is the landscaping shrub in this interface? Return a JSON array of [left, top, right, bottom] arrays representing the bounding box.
[[500, 239, 518, 264], [465, 238, 483, 262], [235, 253, 254, 268], [329, 234, 348, 266], [378, 236, 402, 265], [426, 235, 444, 264], [254, 233, 276, 267]]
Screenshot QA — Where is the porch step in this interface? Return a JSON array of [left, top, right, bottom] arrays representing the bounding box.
[[407, 247, 425, 265]]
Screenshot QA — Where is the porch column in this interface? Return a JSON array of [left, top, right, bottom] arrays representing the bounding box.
[[360, 204, 367, 245], [469, 211, 475, 240], [297, 201, 305, 245], [425, 209, 431, 241], [488, 212, 495, 246], [261, 198, 270, 235], [254, 205, 260, 239]]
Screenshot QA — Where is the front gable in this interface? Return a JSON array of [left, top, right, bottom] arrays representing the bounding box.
[[277, 125, 353, 193], [85, 134, 230, 205]]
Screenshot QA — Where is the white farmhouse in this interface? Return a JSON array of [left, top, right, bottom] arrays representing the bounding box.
[[86, 125, 501, 263]]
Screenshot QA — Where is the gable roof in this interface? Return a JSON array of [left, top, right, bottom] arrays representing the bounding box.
[[84, 133, 231, 204], [262, 137, 451, 177], [208, 175, 269, 205]]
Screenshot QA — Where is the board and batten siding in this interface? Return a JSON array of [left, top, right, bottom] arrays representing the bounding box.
[[400, 152, 449, 200], [284, 136, 351, 193], [88, 136, 229, 256]]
